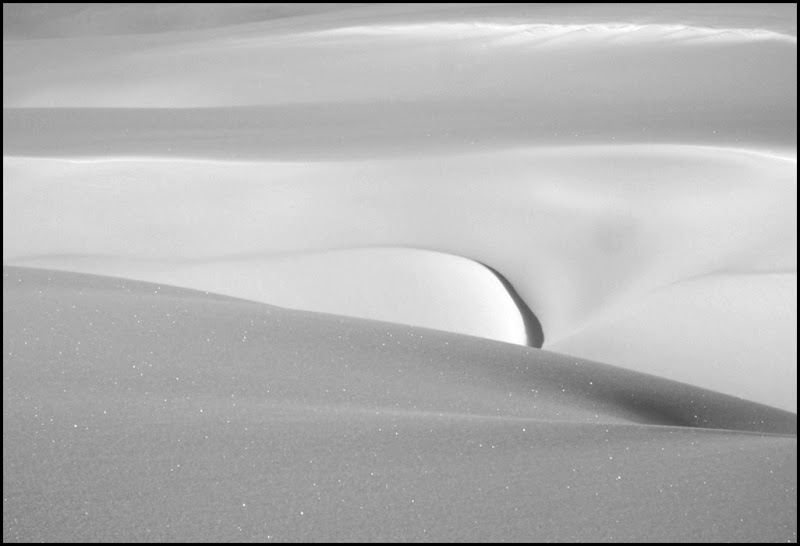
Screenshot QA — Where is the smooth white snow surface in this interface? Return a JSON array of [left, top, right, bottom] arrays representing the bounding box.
[[3, 3, 796, 411]]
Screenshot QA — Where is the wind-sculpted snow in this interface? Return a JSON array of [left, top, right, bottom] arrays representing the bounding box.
[[4, 145, 795, 409], [3, 6, 796, 109], [6, 248, 543, 347], [315, 22, 797, 44], [3, 266, 796, 542], [3, 3, 797, 541]]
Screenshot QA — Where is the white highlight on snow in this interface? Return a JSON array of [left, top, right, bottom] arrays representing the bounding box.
[[312, 22, 797, 45], [7, 248, 530, 346]]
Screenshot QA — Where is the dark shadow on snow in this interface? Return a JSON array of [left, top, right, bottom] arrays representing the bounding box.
[[478, 261, 544, 348]]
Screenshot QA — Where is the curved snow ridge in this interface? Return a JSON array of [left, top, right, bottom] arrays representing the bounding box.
[[3, 264, 796, 435], [313, 22, 797, 45], [4, 247, 545, 348], [3, 144, 794, 408]]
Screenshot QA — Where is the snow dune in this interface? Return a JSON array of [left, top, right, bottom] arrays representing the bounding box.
[[4, 144, 795, 409], [3, 3, 797, 541], [3, 4, 796, 117], [3, 266, 796, 542], [7, 247, 539, 347]]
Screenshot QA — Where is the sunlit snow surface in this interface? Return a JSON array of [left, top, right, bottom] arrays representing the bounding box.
[[3, 3, 797, 543]]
